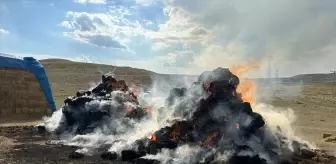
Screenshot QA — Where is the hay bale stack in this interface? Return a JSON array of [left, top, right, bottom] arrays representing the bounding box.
[[0, 68, 51, 122]]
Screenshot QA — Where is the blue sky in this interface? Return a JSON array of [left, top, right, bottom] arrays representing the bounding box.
[[0, 0, 167, 60], [1, 0, 336, 76]]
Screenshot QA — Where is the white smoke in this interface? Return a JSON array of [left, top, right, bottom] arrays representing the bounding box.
[[41, 109, 63, 132], [254, 79, 304, 103], [143, 145, 217, 164], [254, 104, 297, 139], [40, 71, 313, 163], [136, 77, 313, 163], [40, 75, 194, 155]]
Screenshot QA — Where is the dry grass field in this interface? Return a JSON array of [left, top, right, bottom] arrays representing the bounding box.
[[257, 82, 336, 150], [40, 59, 156, 108], [0, 68, 51, 124], [0, 59, 335, 163]]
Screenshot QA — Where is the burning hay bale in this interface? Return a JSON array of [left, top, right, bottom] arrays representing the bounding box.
[[40, 67, 329, 164], [68, 151, 85, 159], [41, 74, 151, 135], [114, 67, 313, 163]]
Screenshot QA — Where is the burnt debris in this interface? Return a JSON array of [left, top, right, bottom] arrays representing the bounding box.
[[54, 74, 150, 135], [117, 67, 308, 163], [43, 68, 315, 164]]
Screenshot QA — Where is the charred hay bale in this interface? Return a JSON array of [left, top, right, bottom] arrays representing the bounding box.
[[140, 68, 273, 163], [102, 74, 117, 83], [242, 112, 265, 134], [92, 75, 130, 94], [125, 105, 148, 119], [58, 81, 147, 135], [228, 154, 268, 164], [68, 152, 84, 159], [100, 151, 118, 161], [135, 158, 160, 164], [91, 83, 108, 95], [301, 148, 317, 159], [65, 96, 94, 107], [239, 102, 253, 114], [76, 90, 91, 97], [121, 150, 144, 162], [34, 125, 47, 134], [59, 102, 112, 134], [117, 80, 128, 91], [166, 87, 187, 106], [198, 67, 240, 90]]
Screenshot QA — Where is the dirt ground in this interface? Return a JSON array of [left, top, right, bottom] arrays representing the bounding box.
[[0, 125, 333, 164], [263, 83, 336, 151], [0, 125, 131, 164]]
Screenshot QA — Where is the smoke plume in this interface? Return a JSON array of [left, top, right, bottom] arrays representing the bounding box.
[[40, 66, 313, 164]]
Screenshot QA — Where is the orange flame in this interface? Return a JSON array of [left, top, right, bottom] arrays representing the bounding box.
[[150, 134, 158, 142], [130, 84, 140, 97], [229, 61, 261, 106], [235, 123, 240, 129], [200, 132, 217, 147], [170, 122, 181, 141], [126, 104, 134, 113], [144, 106, 152, 113], [143, 106, 157, 121]]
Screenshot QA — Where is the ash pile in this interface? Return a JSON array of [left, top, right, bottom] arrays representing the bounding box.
[[39, 68, 320, 164]]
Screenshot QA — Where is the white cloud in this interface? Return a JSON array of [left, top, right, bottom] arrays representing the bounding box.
[[147, 0, 336, 76], [151, 42, 171, 51], [147, 7, 208, 47], [0, 28, 9, 35], [1, 52, 94, 64], [57, 0, 336, 76], [158, 51, 195, 67], [135, 0, 159, 6], [114, 58, 186, 75], [66, 32, 127, 49], [0, 53, 22, 59], [60, 7, 150, 49], [1, 52, 62, 60], [193, 44, 247, 70], [72, 55, 93, 63], [74, 0, 106, 4]]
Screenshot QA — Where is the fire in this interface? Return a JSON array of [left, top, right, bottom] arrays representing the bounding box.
[[150, 134, 158, 142], [130, 84, 140, 97], [237, 80, 257, 105], [235, 123, 240, 129], [200, 132, 217, 147], [170, 122, 181, 141], [204, 82, 213, 91], [229, 61, 260, 105], [143, 106, 157, 121], [126, 104, 134, 113], [143, 106, 152, 113]]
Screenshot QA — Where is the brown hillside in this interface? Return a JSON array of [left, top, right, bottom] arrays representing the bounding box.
[[0, 68, 51, 123], [39, 59, 158, 108]]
